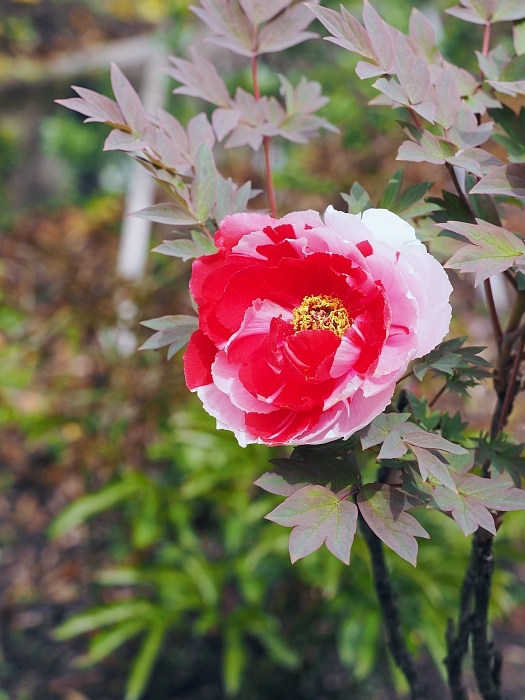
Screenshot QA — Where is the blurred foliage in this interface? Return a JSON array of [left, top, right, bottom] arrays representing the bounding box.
[[1, 0, 525, 699]]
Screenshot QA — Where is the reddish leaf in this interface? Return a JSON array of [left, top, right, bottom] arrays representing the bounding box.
[[357, 485, 429, 565], [56, 86, 125, 126], [110, 63, 148, 138], [362, 0, 394, 73], [238, 0, 291, 25], [409, 445, 457, 491], [257, 1, 318, 54], [265, 485, 358, 564], [191, 0, 255, 57], [444, 219, 525, 285], [434, 68, 462, 130], [166, 48, 231, 107], [470, 163, 525, 198], [308, 4, 375, 59]]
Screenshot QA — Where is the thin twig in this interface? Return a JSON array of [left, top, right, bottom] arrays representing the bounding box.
[[359, 515, 427, 700], [484, 279, 503, 346], [429, 383, 447, 408], [482, 23, 491, 57], [398, 369, 414, 384], [497, 334, 525, 434], [504, 269, 518, 291], [251, 56, 278, 218]]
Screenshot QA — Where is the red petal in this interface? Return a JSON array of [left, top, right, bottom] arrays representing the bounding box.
[[356, 240, 373, 257], [183, 330, 217, 390], [246, 406, 322, 444]]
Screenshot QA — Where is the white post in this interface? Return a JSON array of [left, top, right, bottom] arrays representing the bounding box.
[[117, 47, 167, 281]]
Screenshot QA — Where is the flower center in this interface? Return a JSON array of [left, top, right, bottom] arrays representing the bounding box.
[[291, 294, 351, 338]]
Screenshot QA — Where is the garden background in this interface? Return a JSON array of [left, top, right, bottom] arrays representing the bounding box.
[[1, 1, 525, 698]]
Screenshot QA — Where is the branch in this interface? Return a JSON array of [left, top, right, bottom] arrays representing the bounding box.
[[484, 279, 503, 346], [445, 546, 476, 700], [471, 529, 501, 700], [359, 515, 428, 700]]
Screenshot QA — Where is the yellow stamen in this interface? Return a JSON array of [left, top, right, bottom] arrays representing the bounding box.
[[291, 294, 351, 338]]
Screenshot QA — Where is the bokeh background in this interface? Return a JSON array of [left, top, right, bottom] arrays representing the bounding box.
[[1, 1, 525, 699]]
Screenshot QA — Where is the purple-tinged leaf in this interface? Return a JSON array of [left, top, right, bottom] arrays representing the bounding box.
[[394, 33, 430, 106], [476, 44, 511, 81], [470, 163, 525, 197], [355, 61, 384, 79], [448, 104, 493, 148], [361, 413, 409, 449], [139, 314, 198, 357], [158, 109, 189, 155], [133, 203, 197, 226], [110, 63, 148, 138], [411, 101, 436, 124], [487, 79, 525, 97], [362, 0, 394, 73], [103, 130, 148, 152], [373, 77, 408, 106], [465, 90, 501, 115], [446, 61, 479, 98], [308, 4, 375, 59], [493, 0, 525, 22], [152, 239, 200, 262], [191, 144, 218, 223], [446, 155, 483, 177], [238, 0, 291, 25], [265, 485, 358, 564], [187, 113, 216, 160], [444, 218, 525, 285], [408, 8, 441, 65], [397, 131, 455, 166], [191, 0, 255, 58], [357, 485, 429, 566], [165, 48, 231, 107], [278, 74, 329, 115], [460, 148, 504, 175], [56, 86, 125, 126], [402, 428, 468, 455], [257, 1, 318, 54], [434, 68, 461, 130], [212, 108, 241, 141], [431, 486, 496, 535], [409, 445, 458, 491], [445, 3, 487, 25], [456, 473, 525, 511]]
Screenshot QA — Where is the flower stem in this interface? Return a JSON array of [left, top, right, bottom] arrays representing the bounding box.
[[251, 55, 278, 218], [359, 515, 427, 700], [482, 23, 491, 57]]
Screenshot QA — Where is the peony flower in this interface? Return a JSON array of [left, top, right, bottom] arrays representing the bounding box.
[[183, 207, 452, 446]]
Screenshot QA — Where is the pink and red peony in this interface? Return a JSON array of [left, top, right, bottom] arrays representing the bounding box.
[[183, 208, 452, 446]]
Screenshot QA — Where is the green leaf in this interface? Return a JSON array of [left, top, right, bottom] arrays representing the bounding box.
[[77, 620, 145, 667], [265, 485, 358, 564], [152, 239, 200, 261], [133, 203, 197, 227], [139, 315, 198, 359], [357, 484, 429, 565], [340, 182, 373, 214], [125, 622, 167, 700], [54, 601, 156, 639], [49, 475, 145, 538], [191, 143, 218, 223], [379, 169, 403, 210]]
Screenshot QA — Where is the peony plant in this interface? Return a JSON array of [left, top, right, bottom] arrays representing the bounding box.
[[57, 1, 525, 699]]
